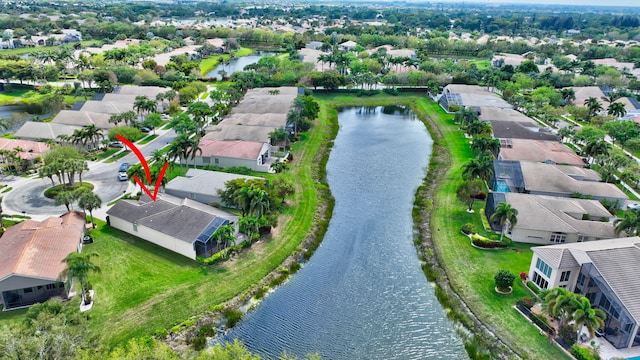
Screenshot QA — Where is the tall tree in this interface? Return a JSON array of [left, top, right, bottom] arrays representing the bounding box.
[[607, 101, 627, 118], [614, 210, 640, 236], [59, 252, 101, 305], [78, 191, 102, 229], [570, 296, 606, 339], [490, 201, 518, 241]]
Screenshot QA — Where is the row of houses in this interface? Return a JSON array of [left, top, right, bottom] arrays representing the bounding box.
[[441, 84, 640, 351], [14, 86, 167, 142], [187, 86, 301, 173]]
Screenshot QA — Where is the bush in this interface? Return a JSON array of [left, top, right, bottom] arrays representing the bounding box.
[[223, 308, 243, 328], [570, 345, 599, 360], [560, 324, 578, 347], [154, 328, 169, 339], [494, 270, 516, 291], [526, 280, 541, 294], [516, 297, 534, 310], [461, 223, 475, 235], [448, 104, 462, 113], [290, 261, 301, 274], [191, 335, 207, 351], [472, 236, 508, 249], [383, 88, 399, 96], [44, 182, 95, 199], [197, 324, 216, 337]]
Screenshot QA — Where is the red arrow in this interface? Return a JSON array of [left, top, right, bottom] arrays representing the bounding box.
[[116, 135, 168, 201]]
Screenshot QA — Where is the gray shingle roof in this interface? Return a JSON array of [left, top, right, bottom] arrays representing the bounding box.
[[504, 193, 615, 238], [533, 237, 640, 323], [14, 121, 81, 141], [165, 169, 264, 198], [106, 193, 236, 244], [490, 120, 560, 141]]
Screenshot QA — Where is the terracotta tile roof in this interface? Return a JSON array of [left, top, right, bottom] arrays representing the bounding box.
[[0, 138, 50, 160], [199, 139, 264, 160], [0, 211, 85, 281]]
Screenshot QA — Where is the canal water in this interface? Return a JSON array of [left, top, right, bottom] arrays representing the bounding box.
[[225, 106, 467, 359], [204, 52, 275, 79]]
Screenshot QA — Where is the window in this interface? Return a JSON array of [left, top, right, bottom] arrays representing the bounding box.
[[560, 271, 571, 282], [133, 223, 138, 232], [578, 235, 588, 242], [214, 158, 219, 164], [599, 295, 620, 319], [533, 272, 549, 289], [550, 233, 567, 243], [536, 258, 552, 278], [46, 284, 56, 290], [23, 288, 33, 293], [202, 157, 210, 164], [577, 273, 586, 286]]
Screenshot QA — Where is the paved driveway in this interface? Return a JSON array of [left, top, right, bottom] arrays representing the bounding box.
[[2, 128, 177, 220]]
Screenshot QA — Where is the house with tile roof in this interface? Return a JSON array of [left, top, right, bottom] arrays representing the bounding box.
[[190, 139, 273, 173], [497, 138, 586, 167], [0, 211, 86, 310], [106, 193, 238, 259], [14, 121, 82, 142], [440, 84, 513, 112], [485, 192, 616, 244], [529, 237, 640, 349]]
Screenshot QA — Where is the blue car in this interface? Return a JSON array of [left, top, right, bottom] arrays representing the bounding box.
[[119, 163, 129, 172]]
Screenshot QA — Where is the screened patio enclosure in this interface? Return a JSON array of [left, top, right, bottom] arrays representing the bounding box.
[[574, 263, 639, 349]]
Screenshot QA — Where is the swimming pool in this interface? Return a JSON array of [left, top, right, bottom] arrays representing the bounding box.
[[494, 179, 511, 192]]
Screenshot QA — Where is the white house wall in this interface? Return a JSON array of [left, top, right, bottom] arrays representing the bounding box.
[[164, 188, 219, 205], [190, 156, 270, 172], [109, 216, 196, 260]]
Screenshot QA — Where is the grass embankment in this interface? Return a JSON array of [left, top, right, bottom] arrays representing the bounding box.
[[199, 47, 254, 76], [0, 89, 49, 105], [77, 92, 329, 346], [413, 98, 569, 359], [0, 41, 100, 56]]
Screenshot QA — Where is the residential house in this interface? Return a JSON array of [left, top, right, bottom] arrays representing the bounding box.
[[106, 193, 238, 259], [0, 212, 86, 310], [570, 86, 640, 114], [485, 192, 615, 244], [52, 110, 114, 129], [14, 121, 81, 142], [190, 139, 273, 172], [305, 41, 324, 50], [439, 84, 513, 112], [529, 237, 640, 349], [497, 138, 586, 167], [489, 121, 560, 142], [164, 168, 265, 206], [339, 40, 358, 52], [492, 160, 627, 205], [0, 138, 50, 163]]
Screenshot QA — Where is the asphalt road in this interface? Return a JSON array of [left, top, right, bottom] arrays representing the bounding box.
[[2, 128, 177, 219]]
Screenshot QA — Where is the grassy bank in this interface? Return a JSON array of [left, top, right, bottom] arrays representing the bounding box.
[[315, 92, 567, 359], [199, 47, 254, 76], [74, 86, 329, 346], [413, 98, 568, 359]]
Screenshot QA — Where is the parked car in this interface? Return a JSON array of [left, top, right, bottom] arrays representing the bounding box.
[[161, 114, 170, 120], [627, 203, 640, 210], [109, 141, 124, 148], [119, 163, 129, 172], [141, 127, 152, 133], [82, 235, 93, 244], [118, 172, 128, 181]]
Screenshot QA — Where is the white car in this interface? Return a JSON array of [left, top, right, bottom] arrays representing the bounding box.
[[627, 203, 640, 210], [118, 172, 128, 181]]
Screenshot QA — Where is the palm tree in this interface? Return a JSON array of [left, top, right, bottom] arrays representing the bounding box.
[[59, 251, 101, 305], [608, 102, 627, 118], [558, 126, 576, 143], [462, 156, 494, 184], [601, 92, 621, 106], [466, 121, 492, 137], [614, 210, 640, 236], [83, 124, 103, 150], [249, 189, 271, 218], [584, 97, 603, 118], [188, 140, 202, 169], [560, 88, 576, 105], [55, 190, 78, 211], [120, 111, 137, 127], [583, 139, 611, 164], [544, 287, 578, 325], [471, 137, 500, 158], [78, 191, 102, 229], [571, 296, 606, 339], [211, 224, 236, 255], [454, 107, 478, 127], [490, 201, 518, 241], [134, 95, 152, 121]]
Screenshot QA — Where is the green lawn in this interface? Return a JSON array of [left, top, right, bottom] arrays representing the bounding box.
[[137, 134, 159, 145], [64, 92, 329, 346], [0, 89, 48, 105], [417, 98, 570, 359]]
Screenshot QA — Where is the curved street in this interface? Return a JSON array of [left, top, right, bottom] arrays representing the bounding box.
[[2, 128, 177, 220]]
